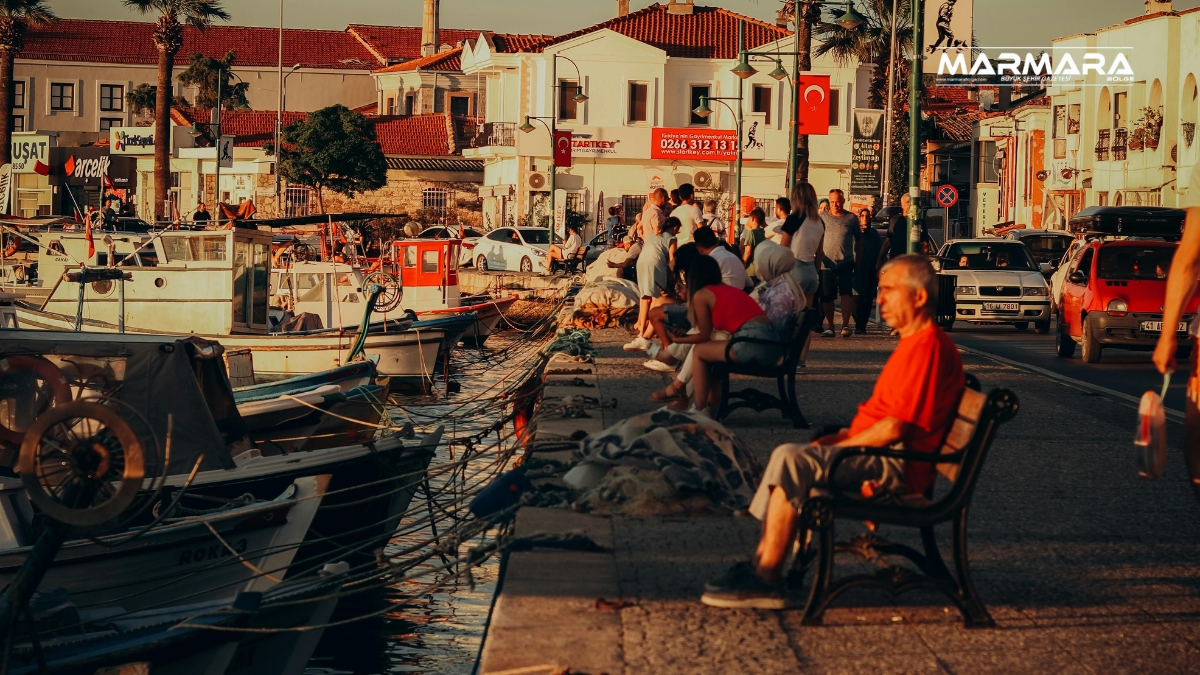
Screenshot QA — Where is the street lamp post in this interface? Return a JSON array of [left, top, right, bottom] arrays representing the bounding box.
[[519, 115, 557, 243], [693, 95, 743, 239], [274, 63, 301, 215], [213, 67, 247, 220], [521, 55, 587, 243], [907, 0, 924, 253]]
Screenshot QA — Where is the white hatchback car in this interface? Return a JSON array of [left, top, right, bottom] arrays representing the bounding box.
[[471, 227, 561, 273], [936, 239, 1053, 332]]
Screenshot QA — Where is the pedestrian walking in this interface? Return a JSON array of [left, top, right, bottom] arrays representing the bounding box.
[[669, 189, 682, 210], [778, 182, 824, 308], [701, 200, 727, 241], [671, 183, 703, 246], [853, 208, 884, 334], [878, 194, 935, 265], [604, 205, 624, 246], [819, 189, 862, 337], [740, 208, 767, 281], [765, 197, 790, 242], [628, 188, 672, 348]]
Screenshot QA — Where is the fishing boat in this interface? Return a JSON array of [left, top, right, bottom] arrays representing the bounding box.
[[9, 225, 443, 381]]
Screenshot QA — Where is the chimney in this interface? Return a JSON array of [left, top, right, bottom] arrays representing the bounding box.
[[1145, 0, 1172, 13], [617, 0, 629, 17], [421, 0, 440, 58], [667, 0, 694, 15]]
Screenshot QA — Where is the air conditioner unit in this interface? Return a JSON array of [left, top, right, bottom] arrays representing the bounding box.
[[526, 172, 550, 190], [693, 170, 727, 192]]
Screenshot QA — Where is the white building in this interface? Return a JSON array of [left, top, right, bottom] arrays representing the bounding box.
[[970, 101, 1051, 234], [1044, 1, 1200, 217], [460, 0, 868, 234]]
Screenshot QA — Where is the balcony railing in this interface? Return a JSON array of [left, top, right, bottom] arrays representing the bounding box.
[[458, 118, 516, 149], [1111, 127, 1128, 161], [1095, 129, 1110, 161]]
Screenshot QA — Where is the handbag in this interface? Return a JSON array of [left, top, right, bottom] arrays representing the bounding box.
[[1136, 373, 1169, 481]]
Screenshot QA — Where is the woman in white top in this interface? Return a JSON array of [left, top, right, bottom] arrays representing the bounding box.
[[778, 182, 824, 307]]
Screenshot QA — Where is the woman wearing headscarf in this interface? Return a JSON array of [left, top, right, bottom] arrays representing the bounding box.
[[750, 240, 807, 333]]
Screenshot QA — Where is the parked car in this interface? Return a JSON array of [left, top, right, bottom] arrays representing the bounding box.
[[418, 226, 486, 267], [1003, 228, 1075, 278], [471, 227, 561, 273], [936, 239, 1052, 332], [1056, 206, 1196, 363], [584, 232, 610, 265]]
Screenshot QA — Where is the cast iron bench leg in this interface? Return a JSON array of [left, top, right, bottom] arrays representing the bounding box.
[[952, 507, 995, 628], [800, 504, 835, 625]]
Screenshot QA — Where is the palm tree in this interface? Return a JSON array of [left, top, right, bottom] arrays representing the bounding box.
[[813, 0, 913, 110], [0, 0, 55, 166], [124, 0, 229, 221]]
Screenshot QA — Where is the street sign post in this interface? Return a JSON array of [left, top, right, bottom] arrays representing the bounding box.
[[936, 184, 959, 208]]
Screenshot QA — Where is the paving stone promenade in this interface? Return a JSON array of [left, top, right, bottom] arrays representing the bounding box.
[[479, 326, 1200, 675]]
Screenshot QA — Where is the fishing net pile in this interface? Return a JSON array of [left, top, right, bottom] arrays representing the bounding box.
[[562, 277, 639, 330]]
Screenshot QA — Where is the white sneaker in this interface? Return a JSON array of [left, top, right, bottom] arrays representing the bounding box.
[[686, 405, 713, 419], [643, 359, 675, 372], [645, 341, 662, 359], [623, 336, 650, 352]]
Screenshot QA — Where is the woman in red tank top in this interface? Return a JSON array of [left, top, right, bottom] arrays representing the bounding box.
[[668, 255, 783, 415]]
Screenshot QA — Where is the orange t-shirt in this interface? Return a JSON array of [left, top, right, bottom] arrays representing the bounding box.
[[848, 322, 964, 494]]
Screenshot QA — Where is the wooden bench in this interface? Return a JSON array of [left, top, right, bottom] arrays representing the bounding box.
[[792, 377, 1019, 628], [711, 308, 822, 429], [562, 246, 589, 274]]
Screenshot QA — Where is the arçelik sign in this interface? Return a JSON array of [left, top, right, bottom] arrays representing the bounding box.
[[109, 126, 157, 155]]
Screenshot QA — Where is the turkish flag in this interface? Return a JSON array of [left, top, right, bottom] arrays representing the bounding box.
[[796, 74, 831, 136], [553, 131, 573, 168]]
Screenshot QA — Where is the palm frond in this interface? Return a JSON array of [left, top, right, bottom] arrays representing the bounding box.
[[0, 0, 56, 23]]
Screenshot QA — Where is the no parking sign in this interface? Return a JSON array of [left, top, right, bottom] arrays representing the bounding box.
[[936, 184, 959, 208]]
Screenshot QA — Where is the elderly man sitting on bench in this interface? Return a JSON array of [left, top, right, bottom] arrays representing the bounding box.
[[701, 254, 965, 609]]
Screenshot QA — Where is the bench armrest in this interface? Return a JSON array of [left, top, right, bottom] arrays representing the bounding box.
[[826, 445, 965, 486]]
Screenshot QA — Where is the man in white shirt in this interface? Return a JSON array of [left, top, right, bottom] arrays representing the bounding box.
[[765, 197, 791, 243], [701, 200, 727, 241], [544, 224, 583, 274], [695, 226, 748, 290], [670, 182, 703, 246], [585, 235, 639, 282]]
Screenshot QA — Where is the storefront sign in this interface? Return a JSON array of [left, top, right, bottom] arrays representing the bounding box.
[[796, 75, 831, 136], [849, 109, 884, 195], [517, 125, 648, 160], [650, 128, 738, 162], [110, 126, 157, 155], [53, 148, 136, 189], [11, 134, 52, 174], [0, 164, 10, 215], [645, 167, 667, 191]]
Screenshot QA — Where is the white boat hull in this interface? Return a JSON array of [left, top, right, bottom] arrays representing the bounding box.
[[13, 306, 444, 380]]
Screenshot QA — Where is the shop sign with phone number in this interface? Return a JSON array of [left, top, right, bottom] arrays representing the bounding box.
[[650, 128, 739, 162]]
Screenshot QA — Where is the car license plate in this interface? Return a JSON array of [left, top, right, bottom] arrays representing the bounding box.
[[982, 302, 1019, 311], [1140, 321, 1188, 333]]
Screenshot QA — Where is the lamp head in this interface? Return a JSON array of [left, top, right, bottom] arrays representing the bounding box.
[[290, 63, 302, 73], [768, 59, 789, 82], [731, 52, 757, 80], [518, 116, 536, 133], [692, 97, 713, 119], [836, 1, 865, 30]]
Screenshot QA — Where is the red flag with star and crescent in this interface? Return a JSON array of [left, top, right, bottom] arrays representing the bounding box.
[[796, 74, 831, 136]]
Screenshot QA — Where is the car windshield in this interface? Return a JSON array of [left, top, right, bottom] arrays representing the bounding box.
[[418, 229, 447, 239], [518, 229, 561, 245], [1097, 246, 1175, 280], [463, 228, 484, 238], [944, 242, 1037, 271], [1020, 235, 1072, 262]]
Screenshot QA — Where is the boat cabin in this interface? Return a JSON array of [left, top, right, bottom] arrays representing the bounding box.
[[38, 227, 274, 335], [388, 239, 460, 311]]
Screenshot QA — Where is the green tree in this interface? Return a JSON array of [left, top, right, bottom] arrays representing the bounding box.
[[0, 0, 55, 165], [177, 50, 249, 110], [124, 0, 229, 221], [125, 82, 189, 115], [279, 105, 387, 213]]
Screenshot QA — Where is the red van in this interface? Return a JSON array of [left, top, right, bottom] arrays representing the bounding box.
[[1056, 206, 1196, 363]]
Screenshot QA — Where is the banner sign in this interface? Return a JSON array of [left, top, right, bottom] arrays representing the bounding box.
[[110, 126, 156, 155], [53, 148, 136, 188], [0, 164, 10, 216], [796, 75, 831, 136], [218, 136, 235, 169], [650, 128, 738, 162], [11, 134, 52, 173], [554, 130, 573, 168], [850, 109, 885, 195], [924, 0, 972, 75]]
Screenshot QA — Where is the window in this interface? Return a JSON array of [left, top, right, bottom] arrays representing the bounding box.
[[12, 81, 24, 109], [486, 229, 511, 242], [1097, 246, 1174, 280], [1053, 105, 1066, 138], [10, 115, 22, 133], [558, 80, 580, 121], [752, 85, 772, 125], [386, 97, 395, 115], [100, 84, 124, 112], [50, 83, 74, 111], [1073, 248, 1094, 280], [449, 95, 470, 117], [1097, 191, 1108, 206], [422, 187, 448, 210], [689, 85, 710, 126], [405, 95, 415, 116], [422, 250, 439, 273], [403, 246, 417, 267], [628, 82, 648, 124], [828, 88, 841, 127], [977, 140, 998, 183], [100, 117, 122, 132], [1114, 91, 1127, 128]]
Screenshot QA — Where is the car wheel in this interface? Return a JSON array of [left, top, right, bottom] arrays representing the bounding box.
[[1034, 320, 1051, 334], [1081, 315, 1102, 363], [477, 255, 488, 271], [1055, 315, 1076, 358], [938, 317, 954, 332], [520, 257, 532, 273], [1014, 322, 1030, 331]]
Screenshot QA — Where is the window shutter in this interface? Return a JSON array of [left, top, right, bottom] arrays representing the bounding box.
[[76, 79, 84, 117]]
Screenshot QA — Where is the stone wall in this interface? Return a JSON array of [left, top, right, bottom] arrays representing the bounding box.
[[315, 169, 483, 228]]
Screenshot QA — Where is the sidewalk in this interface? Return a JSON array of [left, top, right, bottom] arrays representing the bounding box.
[[479, 324, 1200, 675]]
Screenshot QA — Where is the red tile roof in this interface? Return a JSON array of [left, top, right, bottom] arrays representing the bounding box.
[[1125, 10, 1177, 25], [177, 109, 309, 147], [373, 47, 462, 74], [374, 114, 454, 155], [21, 18, 380, 69], [523, 3, 789, 59], [351, 101, 379, 115], [348, 25, 548, 62]]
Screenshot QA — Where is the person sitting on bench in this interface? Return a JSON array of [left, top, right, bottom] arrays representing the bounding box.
[[701, 254, 965, 609], [544, 224, 582, 274]]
